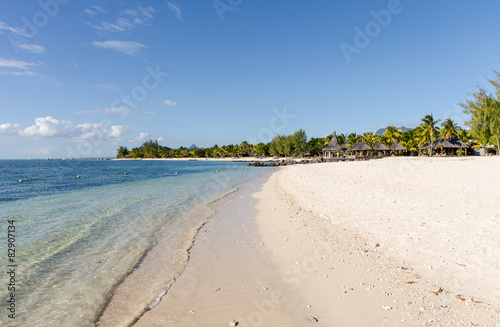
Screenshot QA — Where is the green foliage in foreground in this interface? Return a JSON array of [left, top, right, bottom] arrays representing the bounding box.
[[460, 70, 500, 155]]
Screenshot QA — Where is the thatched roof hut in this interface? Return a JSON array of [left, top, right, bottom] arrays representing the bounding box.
[[419, 137, 469, 154], [420, 138, 454, 150], [373, 141, 390, 151], [323, 131, 346, 158], [390, 141, 407, 151], [449, 137, 469, 149], [349, 141, 373, 151]]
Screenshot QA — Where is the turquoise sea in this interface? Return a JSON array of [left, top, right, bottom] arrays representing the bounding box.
[[0, 159, 267, 326]]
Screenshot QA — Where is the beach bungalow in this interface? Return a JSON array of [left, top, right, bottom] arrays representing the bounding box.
[[322, 131, 347, 158], [373, 141, 390, 156], [348, 141, 373, 156], [419, 137, 469, 156], [390, 141, 407, 155]]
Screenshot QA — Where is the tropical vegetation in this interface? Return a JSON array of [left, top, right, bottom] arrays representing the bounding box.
[[117, 72, 500, 158], [460, 70, 500, 155]]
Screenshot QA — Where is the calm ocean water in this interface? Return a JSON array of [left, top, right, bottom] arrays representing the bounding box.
[[0, 159, 267, 327]]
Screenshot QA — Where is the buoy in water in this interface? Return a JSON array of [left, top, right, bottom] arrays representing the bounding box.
[[216, 170, 219, 173], [245, 169, 248, 171], [18, 179, 23, 183], [124, 172, 127, 175], [175, 172, 178, 174], [77, 175, 80, 178]]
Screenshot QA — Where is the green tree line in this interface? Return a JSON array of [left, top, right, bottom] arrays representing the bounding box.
[[117, 72, 500, 158]]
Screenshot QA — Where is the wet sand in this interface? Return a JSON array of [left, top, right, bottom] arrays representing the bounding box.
[[120, 157, 499, 326]]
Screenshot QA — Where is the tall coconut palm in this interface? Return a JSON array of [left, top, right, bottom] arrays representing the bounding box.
[[457, 129, 472, 144], [347, 133, 361, 148], [363, 132, 378, 147], [440, 118, 461, 140], [337, 133, 347, 147], [400, 129, 419, 152], [418, 114, 441, 155], [383, 126, 402, 144]]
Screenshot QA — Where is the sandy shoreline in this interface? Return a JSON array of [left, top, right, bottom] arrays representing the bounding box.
[[123, 157, 499, 326], [112, 157, 281, 162]]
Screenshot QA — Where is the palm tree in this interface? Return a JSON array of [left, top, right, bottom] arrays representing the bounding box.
[[347, 133, 360, 148], [440, 118, 461, 140], [363, 132, 378, 147], [418, 114, 441, 155], [337, 133, 347, 147], [400, 129, 419, 152], [240, 141, 252, 156], [383, 126, 402, 145]]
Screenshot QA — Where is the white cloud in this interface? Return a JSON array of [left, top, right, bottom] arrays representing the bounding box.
[[21, 116, 80, 137], [18, 44, 46, 54], [93, 5, 106, 13], [163, 100, 176, 106], [89, 6, 156, 32], [157, 136, 165, 142], [0, 123, 21, 135], [109, 125, 133, 138], [121, 6, 156, 20], [3, 116, 133, 141], [167, 2, 183, 21], [130, 132, 149, 142], [85, 5, 106, 16], [0, 58, 38, 70], [0, 20, 27, 37], [92, 40, 147, 56]]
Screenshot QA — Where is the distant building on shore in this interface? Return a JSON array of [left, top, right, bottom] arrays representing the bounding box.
[[322, 131, 346, 158]]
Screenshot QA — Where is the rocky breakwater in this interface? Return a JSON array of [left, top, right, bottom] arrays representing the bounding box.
[[247, 158, 324, 167]]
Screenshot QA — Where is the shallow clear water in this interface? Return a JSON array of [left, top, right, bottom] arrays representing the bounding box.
[[0, 159, 267, 327]]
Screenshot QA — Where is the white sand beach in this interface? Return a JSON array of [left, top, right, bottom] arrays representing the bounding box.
[[126, 157, 499, 326]]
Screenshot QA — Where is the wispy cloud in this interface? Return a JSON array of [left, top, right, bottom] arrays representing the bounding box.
[[85, 5, 106, 16], [93, 83, 121, 93], [0, 58, 38, 70], [130, 132, 149, 142], [18, 44, 46, 54], [75, 107, 155, 115], [167, 2, 183, 22], [0, 20, 27, 37], [121, 6, 156, 21], [88, 6, 156, 32], [0, 70, 38, 77], [92, 40, 147, 56], [163, 99, 177, 106]]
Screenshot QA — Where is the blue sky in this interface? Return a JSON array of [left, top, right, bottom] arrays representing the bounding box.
[[1, 0, 499, 158]]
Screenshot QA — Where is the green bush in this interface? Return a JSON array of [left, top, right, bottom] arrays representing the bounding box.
[[456, 149, 464, 156]]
